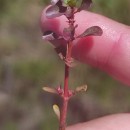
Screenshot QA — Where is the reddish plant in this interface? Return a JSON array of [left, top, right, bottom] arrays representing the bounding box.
[[41, 0, 103, 130]]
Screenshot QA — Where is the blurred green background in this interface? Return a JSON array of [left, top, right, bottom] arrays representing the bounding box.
[[0, 0, 130, 130]]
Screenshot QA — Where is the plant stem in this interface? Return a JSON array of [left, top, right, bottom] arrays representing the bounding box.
[[59, 51, 70, 130], [59, 90, 69, 130], [59, 8, 75, 130], [59, 40, 72, 130], [64, 64, 69, 97]]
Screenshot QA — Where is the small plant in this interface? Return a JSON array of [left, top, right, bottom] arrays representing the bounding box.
[[41, 0, 103, 130]]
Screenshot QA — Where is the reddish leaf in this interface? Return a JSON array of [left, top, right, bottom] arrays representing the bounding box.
[[76, 0, 92, 11], [63, 27, 72, 41], [80, 0, 92, 10], [56, 0, 67, 13], [77, 26, 103, 38], [63, 25, 75, 41], [46, 5, 63, 18], [51, 0, 59, 5], [42, 31, 58, 41]]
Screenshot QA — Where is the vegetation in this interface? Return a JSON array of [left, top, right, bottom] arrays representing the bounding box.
[[0, 0, 130, 130]]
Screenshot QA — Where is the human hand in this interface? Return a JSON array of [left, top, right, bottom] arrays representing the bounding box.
[[41, 8, 130, 86], [67, 113, 130, 130], [41, 6, 130, 130]]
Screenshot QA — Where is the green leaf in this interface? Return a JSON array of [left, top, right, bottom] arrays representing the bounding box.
[[64, 0, 77, 7]]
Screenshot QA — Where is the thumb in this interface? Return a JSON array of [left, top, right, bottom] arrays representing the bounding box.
[[67, 114, 130, 130], [40, 7, 130, 86]]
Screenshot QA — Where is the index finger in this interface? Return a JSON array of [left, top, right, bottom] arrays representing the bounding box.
[[41, 7, 130, 86]]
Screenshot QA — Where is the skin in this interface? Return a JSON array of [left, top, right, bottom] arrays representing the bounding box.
[[41, 7, 130, 130], [67, 113, 130, 130]]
